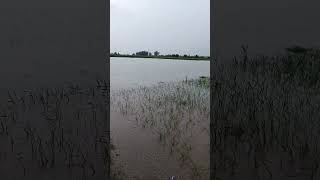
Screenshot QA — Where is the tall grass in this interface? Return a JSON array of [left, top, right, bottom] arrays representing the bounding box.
[[0, 80, 111, 179], [211, 47, 320, 179]]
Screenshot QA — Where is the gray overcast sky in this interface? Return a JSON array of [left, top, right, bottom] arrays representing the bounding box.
[[111, 0, 210, 56]]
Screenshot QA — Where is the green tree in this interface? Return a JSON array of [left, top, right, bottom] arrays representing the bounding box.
[[154, 51, 160, 56]]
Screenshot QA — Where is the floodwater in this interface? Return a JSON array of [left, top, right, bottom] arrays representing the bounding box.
[[110, 57, 210, 179], [111, 57, 210, 90]]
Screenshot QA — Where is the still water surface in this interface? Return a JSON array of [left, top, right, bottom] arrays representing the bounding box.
[[111, 57, 210, 89]]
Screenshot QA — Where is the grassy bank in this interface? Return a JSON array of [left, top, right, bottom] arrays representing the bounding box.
[[211, 49, 320, 179]]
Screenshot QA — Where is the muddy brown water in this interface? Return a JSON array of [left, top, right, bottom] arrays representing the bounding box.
[[111, 111, 209, 180]]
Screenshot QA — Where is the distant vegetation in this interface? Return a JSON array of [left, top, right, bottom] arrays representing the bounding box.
[[285, 45, 317, 54], [110, 51, 210, 60]]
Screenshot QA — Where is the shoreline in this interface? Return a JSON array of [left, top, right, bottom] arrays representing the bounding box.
[[110, 55, 210, 61]]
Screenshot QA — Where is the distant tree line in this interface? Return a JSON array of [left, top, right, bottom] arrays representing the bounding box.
[[111, 51, 206, 58]]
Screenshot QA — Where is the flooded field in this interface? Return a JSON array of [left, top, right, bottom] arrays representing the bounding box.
[[109, 57, 210, 179], [110, 79, 210, 179], [0, 57, 209, 180]]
